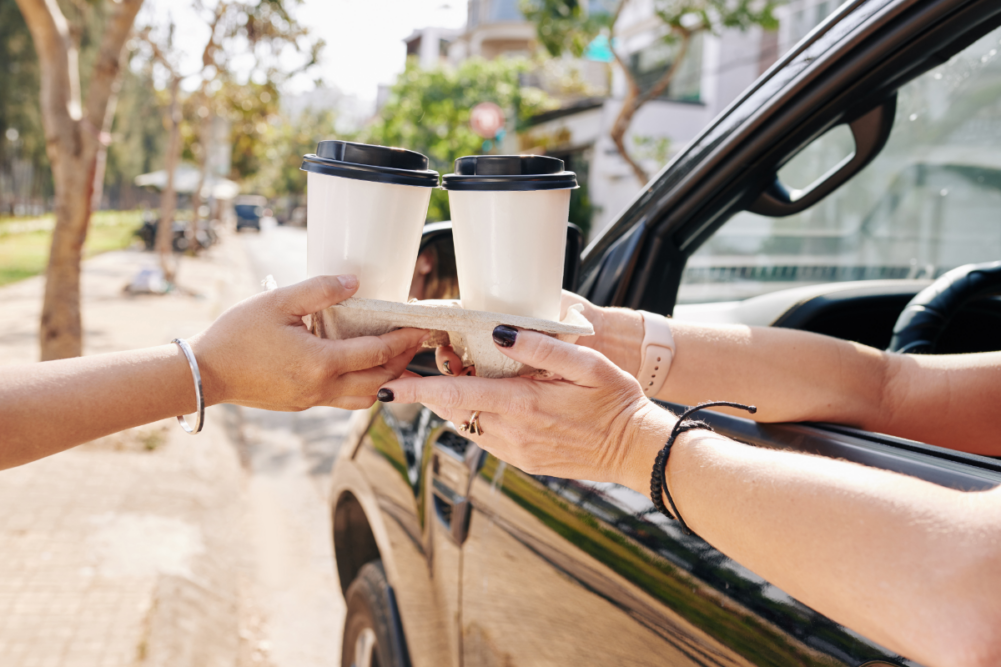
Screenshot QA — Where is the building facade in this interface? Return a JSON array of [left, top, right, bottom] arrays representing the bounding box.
[[429, 0, 842, 239]]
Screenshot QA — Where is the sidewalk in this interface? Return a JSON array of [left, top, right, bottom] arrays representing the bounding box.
[[0, 232, 347, 667]]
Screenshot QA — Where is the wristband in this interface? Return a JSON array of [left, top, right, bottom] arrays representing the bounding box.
[[650, 401, 756, 534], [172, 338, 205, 434], [637, 310, 676, 398]]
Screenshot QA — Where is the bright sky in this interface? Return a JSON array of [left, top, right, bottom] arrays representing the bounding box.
[[294, 0, 467, 99], [141, 0, 468, 105]]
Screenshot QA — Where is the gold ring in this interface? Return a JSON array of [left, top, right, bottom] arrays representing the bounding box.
[[459, 411, 483, 436]]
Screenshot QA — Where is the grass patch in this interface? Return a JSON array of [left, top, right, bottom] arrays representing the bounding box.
[[0, 210, 143, 287]]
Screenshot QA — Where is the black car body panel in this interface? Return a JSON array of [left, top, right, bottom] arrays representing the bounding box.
[[335, 397, 1001, 666], [330, 1, 1001, 665]]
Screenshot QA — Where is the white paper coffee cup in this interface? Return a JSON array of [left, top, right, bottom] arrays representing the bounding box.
[[443, 155, 577, 321], [301, 141, 438, 302]]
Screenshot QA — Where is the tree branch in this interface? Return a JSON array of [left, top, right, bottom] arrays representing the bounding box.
[[15, 0, 78, 155], [83, 0, 143, 130], [605, 0, 653, 184], [608, 0, 639, 101], [609, 0, 629, 30], [15, 0, 68, 57], [636, 28, 691, 108], [200, 1, 228, 70]]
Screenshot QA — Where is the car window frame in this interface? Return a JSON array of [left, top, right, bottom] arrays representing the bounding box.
[[579, 0, 1001, 318]]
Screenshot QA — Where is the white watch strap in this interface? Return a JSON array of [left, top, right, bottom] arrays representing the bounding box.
[[637, 310, 676, 398]]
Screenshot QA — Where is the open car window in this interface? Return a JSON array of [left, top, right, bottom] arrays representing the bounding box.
[[679, 25, 1001, 304]]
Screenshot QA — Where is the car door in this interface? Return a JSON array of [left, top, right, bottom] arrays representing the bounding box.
[[351, 401, 464, 667], [459, 456, 854, 666], [455, 1, 1001, 665], [457, 415, 1001, 667]]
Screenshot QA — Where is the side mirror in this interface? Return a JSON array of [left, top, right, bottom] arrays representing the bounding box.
[[408, 221, 585, 301], [563, 223, 583, 292], [409, 222, 461, 301]]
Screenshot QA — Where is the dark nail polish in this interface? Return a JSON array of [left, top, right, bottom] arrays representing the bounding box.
[[493, 325, 517, 348], [377, 388, 395, 403], [443, 360, 453, 375]]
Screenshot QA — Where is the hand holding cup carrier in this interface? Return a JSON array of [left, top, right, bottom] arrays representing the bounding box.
[[300, 141, 586, 381]]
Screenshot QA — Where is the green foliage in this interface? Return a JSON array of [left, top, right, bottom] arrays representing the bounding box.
[[0, 0, 50, 201], [654, 0, 779, 35], [217, 82, 282, 182], [247, 107, 344, 198], [364, 57, 558, 221], [632, 134, 672, 166], [133, 0, 322, 186], [521, 0, 779, 186], [520, 0, 610, 58], [522, 0, 780, 61], [1, 0, 121, 206]]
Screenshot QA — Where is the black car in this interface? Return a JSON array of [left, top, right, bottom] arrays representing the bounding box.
[[330, 1, 1001, 665]]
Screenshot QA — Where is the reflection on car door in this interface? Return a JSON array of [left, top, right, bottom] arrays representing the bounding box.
[[459, 447, 910, 666], [358, 403, 463, 667]]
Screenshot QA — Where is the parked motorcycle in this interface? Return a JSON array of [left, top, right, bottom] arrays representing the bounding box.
[[134, 218, 219, 253]]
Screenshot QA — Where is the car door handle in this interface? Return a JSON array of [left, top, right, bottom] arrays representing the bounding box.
[[749, 94, 897, 216], [430, 428, 483, 544]]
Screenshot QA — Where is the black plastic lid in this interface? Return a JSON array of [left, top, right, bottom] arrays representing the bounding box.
[[442, 155, 577, 191], [300, 140, 439, 188]]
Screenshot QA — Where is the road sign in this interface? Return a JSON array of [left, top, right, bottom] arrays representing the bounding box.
[[470, 102, 505, 139]]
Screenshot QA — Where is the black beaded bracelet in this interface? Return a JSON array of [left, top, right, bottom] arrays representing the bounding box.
[[650, 401, 757, 535]]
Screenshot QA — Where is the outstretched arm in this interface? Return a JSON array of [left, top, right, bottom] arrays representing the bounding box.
[[382, 329, 1001, 667], [563, 294, 1001, 455], [0, 275, 426, 470]]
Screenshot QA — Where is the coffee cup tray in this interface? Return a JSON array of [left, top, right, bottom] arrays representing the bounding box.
[[310, 297, 594, 378]]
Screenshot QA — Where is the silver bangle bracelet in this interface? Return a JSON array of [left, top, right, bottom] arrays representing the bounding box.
[[171, 338, 205, 434]]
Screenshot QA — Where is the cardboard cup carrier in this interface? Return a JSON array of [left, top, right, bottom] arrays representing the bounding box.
[[301, 140, 438, 301], [442, 155, 577, 321], [302, 147, 591, 377]]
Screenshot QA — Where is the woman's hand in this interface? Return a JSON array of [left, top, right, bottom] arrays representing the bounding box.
[[434, 291, 645, 379], [379, 326, 674, 492], [191, 275, 427, 411]]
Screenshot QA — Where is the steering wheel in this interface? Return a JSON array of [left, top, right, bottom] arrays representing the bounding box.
[[888, 260, 1001, 354]]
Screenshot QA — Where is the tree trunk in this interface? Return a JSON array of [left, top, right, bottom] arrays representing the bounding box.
[[608, 55, 649, 185], [15, 0, 143, 360], [609, 31, 692, 186], [156, 75, 181, 283], [42, 151, 94, 360]]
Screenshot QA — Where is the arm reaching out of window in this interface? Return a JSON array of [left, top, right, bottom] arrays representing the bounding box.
[[436, 291, 1001, 454], [564, 291, 1001, 455], [0, 275, 427, 471], [384, 328, 1001, 667]]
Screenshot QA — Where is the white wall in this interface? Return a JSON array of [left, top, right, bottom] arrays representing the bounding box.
[[582, 24, 769, 239], [589, 99, 715, 237]]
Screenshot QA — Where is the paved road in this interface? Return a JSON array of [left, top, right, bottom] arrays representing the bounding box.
[[239, 218, 309, 289], [237, 219, 350, 667]]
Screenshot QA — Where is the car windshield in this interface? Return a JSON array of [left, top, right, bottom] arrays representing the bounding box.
[[678, 25, 1001, 304]]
